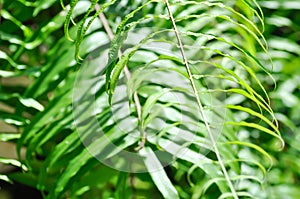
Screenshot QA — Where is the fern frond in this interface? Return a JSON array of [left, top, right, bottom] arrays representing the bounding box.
[[9, 0, 285, 198]]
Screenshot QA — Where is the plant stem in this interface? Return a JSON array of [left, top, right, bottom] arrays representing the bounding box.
[[164, 1, 238, 198]]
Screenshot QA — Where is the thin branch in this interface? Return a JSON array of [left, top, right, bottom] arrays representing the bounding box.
[[164, 1, 238, 198], [95, 5, 146, 150]]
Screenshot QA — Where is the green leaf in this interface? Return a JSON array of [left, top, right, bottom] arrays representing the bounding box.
[[0, 174, 12, 183], [0, 133, 21, 141], [0, 158, 27, 171], [33, 0, 58, 16], [139, 147, 179, 199], [19, 98, 44, 111]]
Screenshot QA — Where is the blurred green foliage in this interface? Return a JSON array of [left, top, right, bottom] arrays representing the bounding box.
[[258, 1, 300, 198]]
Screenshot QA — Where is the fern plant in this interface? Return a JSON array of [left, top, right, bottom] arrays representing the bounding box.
[[0, 0, 285, 198]]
